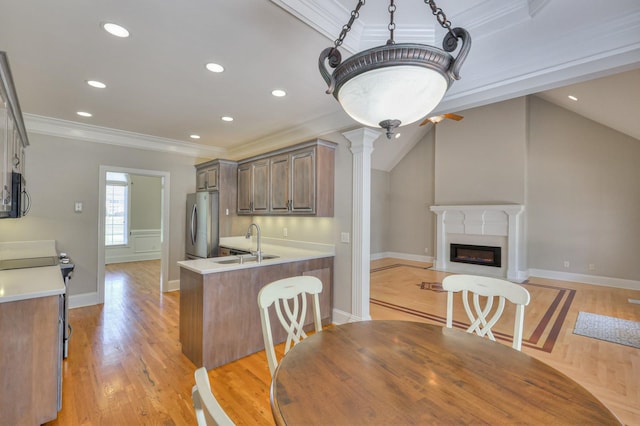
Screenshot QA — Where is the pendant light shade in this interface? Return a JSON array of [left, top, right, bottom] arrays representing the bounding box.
[[319, 1, 471, 138]]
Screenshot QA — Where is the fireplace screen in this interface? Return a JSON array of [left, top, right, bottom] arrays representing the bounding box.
[[450, 244, 501, 268]]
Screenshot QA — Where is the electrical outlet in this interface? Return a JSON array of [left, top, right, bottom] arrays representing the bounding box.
[[563, 260, 570, 268], [283, 227, 288, 237], [74, 202, 83, 213], [340, 232, 350, 243], [588, 263, 595, 271], [424, 248, 429, 254]]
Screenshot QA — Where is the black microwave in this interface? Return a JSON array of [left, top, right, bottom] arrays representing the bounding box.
[[9, 172, 29, 218]]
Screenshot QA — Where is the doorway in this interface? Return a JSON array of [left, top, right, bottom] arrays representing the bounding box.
[[97, 166, 171, 304]]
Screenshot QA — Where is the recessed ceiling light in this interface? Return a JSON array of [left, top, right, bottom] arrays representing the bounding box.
[[272, 89, 286, 97], [77, 111, 92, 117], [87, 80, 106, 89], [206, 63, 225, 73], [101, 22, 130, 38], [568, 95, 578, 101], [190, 134, 201, 139], [221, 116, 234, 122]]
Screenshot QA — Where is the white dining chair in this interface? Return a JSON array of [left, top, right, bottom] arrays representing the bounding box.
[[192, 367, 235, 426], [258, 275, 323, 376], [442, 274, 531, 351]]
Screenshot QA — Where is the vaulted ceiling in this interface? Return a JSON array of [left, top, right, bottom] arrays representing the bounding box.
[[1, 0, 638, 161]]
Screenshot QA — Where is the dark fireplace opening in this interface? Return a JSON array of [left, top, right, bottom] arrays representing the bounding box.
[[450, 244, 501, 268]]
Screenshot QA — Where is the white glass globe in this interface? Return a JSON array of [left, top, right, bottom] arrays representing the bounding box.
[[337, 66, 448, 128]]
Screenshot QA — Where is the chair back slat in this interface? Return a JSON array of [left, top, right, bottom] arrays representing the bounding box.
[[443, 274, 530, 351], [192, 367, 235, 426], [258, 275, 323, 376]]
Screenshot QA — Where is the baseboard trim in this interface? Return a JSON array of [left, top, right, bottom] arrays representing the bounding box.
[[105, 253, 161, 264], [371, 251, 434, 263], [166, 279, 180, 292], [331, 309, 352, 325], [529, 269, 640, 290], [69, 292, 99, 309]]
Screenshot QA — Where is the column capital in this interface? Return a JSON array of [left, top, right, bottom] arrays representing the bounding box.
[[343, 128, 381, 154]]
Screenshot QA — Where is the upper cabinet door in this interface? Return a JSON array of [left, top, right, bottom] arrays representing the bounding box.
[[251, 159, 269, 213], [290, 148, 315, 213], [270, 154, 290, 213], [237, 163, 252, 213]]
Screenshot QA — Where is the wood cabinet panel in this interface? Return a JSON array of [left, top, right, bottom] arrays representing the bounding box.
[[269, 154, 290, 213], [237, 163, 252, 214], [252, 159, 269, 213], [237, 159, 269, 214], [179, 257, 334, 370], [0, 295, 61, 425], [290, 148, 315, 213]]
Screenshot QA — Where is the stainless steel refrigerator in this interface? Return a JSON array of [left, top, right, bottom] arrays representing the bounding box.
[[185, 192, 219, 259]]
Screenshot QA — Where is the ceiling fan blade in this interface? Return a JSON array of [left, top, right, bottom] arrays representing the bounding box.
[[419, 116, 433, 126], [443, 113, 464, 121]]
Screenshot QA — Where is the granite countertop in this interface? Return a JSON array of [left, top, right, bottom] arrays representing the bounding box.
[[0, 240, 65, 304], [178, 236, 335, 275]]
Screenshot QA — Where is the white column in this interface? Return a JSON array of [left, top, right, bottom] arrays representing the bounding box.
[[343, 127, 381, 322]]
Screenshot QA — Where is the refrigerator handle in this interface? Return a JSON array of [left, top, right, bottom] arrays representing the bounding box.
[[190, 204, 197, 245]]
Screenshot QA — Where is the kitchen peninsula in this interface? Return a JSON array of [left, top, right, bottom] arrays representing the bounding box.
[[178, 237, 334, 369]]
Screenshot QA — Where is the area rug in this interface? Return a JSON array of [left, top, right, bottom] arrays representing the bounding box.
[[370, 263, 575, 353], [573, 312, 640, 349]]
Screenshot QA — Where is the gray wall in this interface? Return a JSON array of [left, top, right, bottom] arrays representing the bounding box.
[[371, 95, 640, 282], [435, 97, 527, 205], [130, 174, 162, 230], [527, 96, 640, 280], [0, 133, 197, 296], [370, 169, 389, 254], [388, 130, 435, 256]]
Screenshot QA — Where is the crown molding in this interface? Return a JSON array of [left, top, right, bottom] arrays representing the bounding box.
[[225, 108, 354, 160], [24, 114, 226, 158], [270, 0, 363, 53]]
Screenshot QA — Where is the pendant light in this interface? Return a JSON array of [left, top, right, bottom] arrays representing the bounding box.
[[319, 0, 471, 138]]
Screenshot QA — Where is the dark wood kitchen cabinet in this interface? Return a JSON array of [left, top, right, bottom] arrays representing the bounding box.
[[180, 256, 333, 369], [238, 140, 336, 216], [194, 159, 238, 238]]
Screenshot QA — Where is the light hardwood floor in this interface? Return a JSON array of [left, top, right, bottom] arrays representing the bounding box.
[[46, 259, 639, 425]]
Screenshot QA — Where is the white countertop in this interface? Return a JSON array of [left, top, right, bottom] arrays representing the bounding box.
[[178, 237, 335, 275], [0, 240, 65, 304]]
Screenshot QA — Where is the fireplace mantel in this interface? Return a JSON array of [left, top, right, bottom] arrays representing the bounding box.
[[430, 204, 527, 282]]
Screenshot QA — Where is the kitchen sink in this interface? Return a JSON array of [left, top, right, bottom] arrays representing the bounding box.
[[215, 254, 279, 265]]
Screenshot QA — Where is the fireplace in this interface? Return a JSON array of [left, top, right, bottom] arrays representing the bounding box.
[[430, 204, 527, 282], [450, 244, 501, 268]]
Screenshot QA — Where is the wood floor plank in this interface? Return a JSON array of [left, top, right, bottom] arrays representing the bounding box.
[[45, 259, 639, 425]]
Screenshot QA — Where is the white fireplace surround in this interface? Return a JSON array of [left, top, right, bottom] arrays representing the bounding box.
[[430, 205, 527, 282]]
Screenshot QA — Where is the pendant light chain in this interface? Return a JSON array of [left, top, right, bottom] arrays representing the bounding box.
[[387, 0, 396, 45], [425, 0, 457, 38], [334, 0, 366, 49]]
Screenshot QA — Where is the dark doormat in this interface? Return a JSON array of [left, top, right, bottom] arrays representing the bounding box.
[[573, 311, 640, 349]]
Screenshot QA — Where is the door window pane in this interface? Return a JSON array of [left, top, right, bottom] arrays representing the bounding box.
[[105, 173, 129, 246]]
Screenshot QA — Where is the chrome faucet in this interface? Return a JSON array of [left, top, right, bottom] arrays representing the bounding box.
[[245, 223, 262, 262]]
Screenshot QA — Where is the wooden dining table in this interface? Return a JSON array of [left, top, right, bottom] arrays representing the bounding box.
[[270, 320, 621, 425]]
